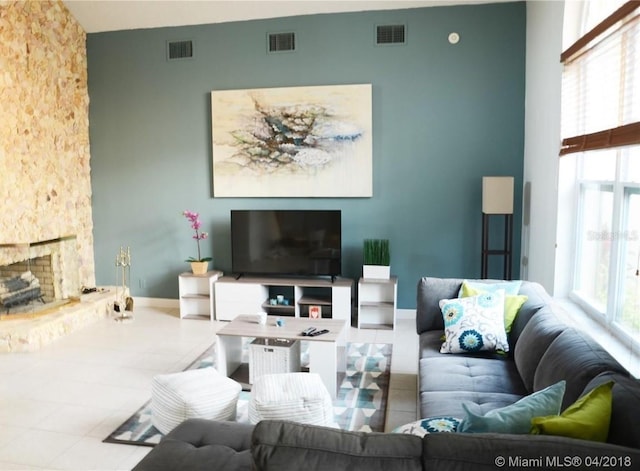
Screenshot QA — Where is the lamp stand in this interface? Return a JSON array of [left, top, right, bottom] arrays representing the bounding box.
[[481, 213, 513, 280]]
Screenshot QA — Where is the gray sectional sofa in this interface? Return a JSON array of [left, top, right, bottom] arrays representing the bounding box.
[[133, 278, 640, 470]]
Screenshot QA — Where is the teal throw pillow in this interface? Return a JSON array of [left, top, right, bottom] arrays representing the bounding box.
[[459, 380, 566, 434], [458, 279, 522, 297], [393, 417, 461, 437]]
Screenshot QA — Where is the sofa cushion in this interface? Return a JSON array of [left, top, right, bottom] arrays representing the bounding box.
[[507, 281, 550, 347], [583, 371, 640, 448], [459, 380, 566, 434], [531, 381, 613, 442], [133, 440, 252, 471], [417, 277, 462, 334], [533, 328, 628, 410], [132, 419, 254, 471], [513, 307, 567, 392], [420, 391, 524, 419], [419, 356, 526, 396], [439, 290, 509, 354], [419, 331, 446, 359], [251, 420, 423, 471]]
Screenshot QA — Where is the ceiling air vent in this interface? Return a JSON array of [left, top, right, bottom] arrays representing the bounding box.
[[167, 40, 194, 60], [268, 32, 296, 53], [376, 24, 406, 45]]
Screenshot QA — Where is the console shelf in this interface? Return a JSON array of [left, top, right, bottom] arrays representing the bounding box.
[[357, 276, 397, 329], [298, 296, 332, 305], [178, 270, 223, 320], [261, 300, 296, 316], [214, 276, 353, 322]]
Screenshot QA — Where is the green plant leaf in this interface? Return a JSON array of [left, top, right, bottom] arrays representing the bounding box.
[[363, 239, 390, 265]]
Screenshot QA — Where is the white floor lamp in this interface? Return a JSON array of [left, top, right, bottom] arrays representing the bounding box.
[[481, 176, 514, 280]]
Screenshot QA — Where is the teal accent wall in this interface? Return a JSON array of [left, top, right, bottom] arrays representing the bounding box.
[[87, 2, 526, 308]]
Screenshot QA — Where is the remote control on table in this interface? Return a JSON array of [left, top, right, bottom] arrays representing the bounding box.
[[301, 327, 317, 336], [307, 329, 329, 337]]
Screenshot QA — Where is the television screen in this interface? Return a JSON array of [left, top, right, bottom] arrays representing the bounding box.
[[231, 210, 341, 277]]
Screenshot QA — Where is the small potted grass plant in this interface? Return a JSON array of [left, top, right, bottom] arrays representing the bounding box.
[[363, 239, 390, 279]]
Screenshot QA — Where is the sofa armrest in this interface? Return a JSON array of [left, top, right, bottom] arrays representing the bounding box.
[[132, 419, 255, 471], [422, 433, 640, 471]]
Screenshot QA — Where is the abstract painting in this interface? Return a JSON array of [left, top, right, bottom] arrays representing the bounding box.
[[211, 84, 372, 197]]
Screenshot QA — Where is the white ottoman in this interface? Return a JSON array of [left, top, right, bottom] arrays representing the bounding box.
[[249, 372, 335, 426], [151, 367, 241, 434]]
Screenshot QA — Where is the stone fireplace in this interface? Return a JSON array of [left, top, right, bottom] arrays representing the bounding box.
[[0, 2, 108, 352], [0, 236, 81, 316], [0, 234, 113, 353]]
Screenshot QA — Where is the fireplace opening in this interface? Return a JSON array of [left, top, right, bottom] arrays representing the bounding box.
[[0, 270, 45, 312], [0, 236, 81, 318]]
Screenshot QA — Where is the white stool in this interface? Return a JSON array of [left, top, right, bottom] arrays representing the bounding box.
[[249, 372, 335, 426], [151, 367, 241, 434]]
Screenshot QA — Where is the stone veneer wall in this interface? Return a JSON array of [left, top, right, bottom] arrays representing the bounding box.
[[0, 0, 95, 287]]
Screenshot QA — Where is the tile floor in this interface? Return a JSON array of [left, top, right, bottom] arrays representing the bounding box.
[[0, 306, 418, 470]]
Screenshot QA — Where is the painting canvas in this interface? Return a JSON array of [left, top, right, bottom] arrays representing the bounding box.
[[211, 84, 372, 197]]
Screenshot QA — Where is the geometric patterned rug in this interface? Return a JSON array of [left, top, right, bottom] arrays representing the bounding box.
[[103, 342, 392, 447]]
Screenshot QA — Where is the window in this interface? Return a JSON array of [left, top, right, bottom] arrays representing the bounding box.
[[619, 181, 640, 332], [574, 180, 614, 311], [562, 2, 640, 343]]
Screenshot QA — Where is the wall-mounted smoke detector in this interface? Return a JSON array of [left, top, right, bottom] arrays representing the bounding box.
[[167, 40, 194, 61], [268, 32, 296, 53], [376, 24, 406, 45]]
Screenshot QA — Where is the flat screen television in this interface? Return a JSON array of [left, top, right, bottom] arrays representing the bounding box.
[[231, 210, 341, 277]]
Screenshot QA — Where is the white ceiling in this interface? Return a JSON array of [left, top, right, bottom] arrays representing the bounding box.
[[62, 0, 506, 33]]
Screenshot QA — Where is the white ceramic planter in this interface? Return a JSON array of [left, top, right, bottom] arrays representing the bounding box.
[[362, 265, 390, 279], [190, 261, 209, 275]]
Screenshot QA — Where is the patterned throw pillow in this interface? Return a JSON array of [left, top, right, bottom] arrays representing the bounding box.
[[439, 290, 509, 353], [392, 417, 461, 437], [461, 281, 528, 333]]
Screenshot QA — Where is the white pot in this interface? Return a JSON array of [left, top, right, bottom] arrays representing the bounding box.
[[190, 261, 209, 275], [362, 265, 390, 279]]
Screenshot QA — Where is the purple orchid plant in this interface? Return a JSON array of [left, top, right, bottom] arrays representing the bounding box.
[[183, 210, 212, 262]]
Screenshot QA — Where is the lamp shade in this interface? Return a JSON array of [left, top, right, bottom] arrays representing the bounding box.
[[482, 176, 514, 214]]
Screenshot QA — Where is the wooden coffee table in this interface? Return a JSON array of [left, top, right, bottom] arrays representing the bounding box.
[[215, 315, 347, 398]]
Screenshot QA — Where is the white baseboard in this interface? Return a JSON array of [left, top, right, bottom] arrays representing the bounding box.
[[396, 308, 416, 320], [129, 299, 417, 322], [133, 297, 179, 308]]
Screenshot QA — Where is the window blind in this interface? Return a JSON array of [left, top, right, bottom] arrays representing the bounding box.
[[560, 1, 640, 156]]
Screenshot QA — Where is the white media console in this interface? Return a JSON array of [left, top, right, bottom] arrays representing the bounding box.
[[213, 275, 353, 322]]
